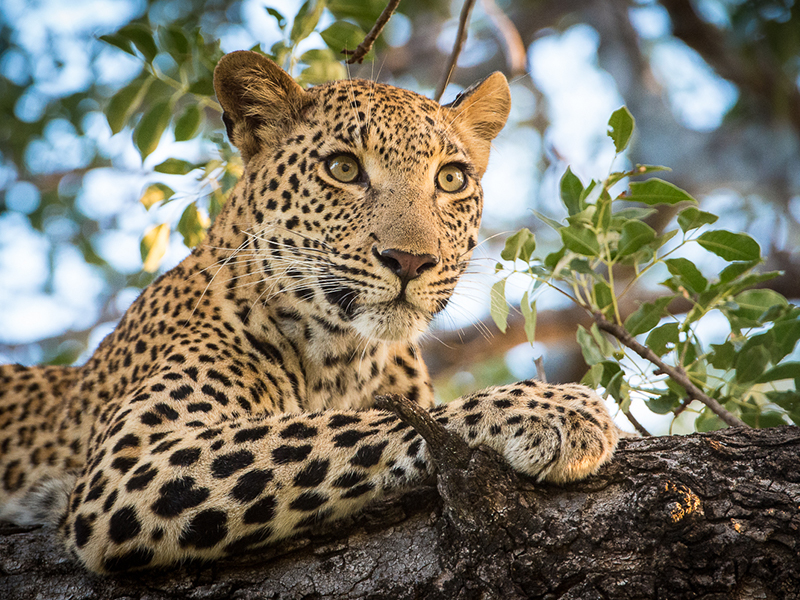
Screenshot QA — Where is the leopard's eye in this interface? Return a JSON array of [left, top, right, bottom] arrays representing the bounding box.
[[327, 155, 360, 183], [436, 164, 466, 192]]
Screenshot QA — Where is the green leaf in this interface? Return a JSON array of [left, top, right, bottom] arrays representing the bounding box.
[[105, 75, 152, 135], [267, 40, 291, 66], [677, 206, 718, 233], [576, 325, 605, 365], [187, 75, 215, 96], [174, 104, 201, 141], [709, 341, 736, 370], [631, 164, 671, 176], [760, 304, 792, 323], [99, 33, 136, 56], [582, 363, 604, 388], [650, 229, 679, 252], [139, 183, 174, 210], [501, 228, 536, 263], [721, 272, 780, 299], [118, 24, 158, 63], [628, 178, 696, 206], [757, 362, 800, 383], [613, 207, 658, 221], [617, 220, 656, 257], [735, 344, 770, 384], [665, 258, 708, 294], [140, 223, 170, 272], [559, 226, 600, 256], [321, 21, 367, 54], [646, 392, 680, 415], [740, 408, 787, 429], [719, 261, 759, 283], [607, 106, 635, 153], [134, 99, 173, 160], [533, 210, 564, 232], [490, 279, 509, 333], [158, 26, 190, 63], [665, 377, 688, 400], [590, 323, 616, 356], [697, 230, 761, 262], [560, 167, 583, 216], [568, 258, 594, 275], [695, 408, 726, 432], [624, 296, 673, 336], [154, 158, 196, 175], [687, 355, 708, 387], [766, 390, 800, 415], [298, 49, 347, 85], [520, 291, 537, 344], [593, 281, 614, 316], [604, 365, 626, 402], [266, 7, 287, 29], [177, 202, 210, 248], [593, 192, 612, 230], [291, 0, 327, 44], [580, 179, 602, 206], [731, 289, 787, 321], [645, 322, 679, 356], [209, 188, 227, 219], [770, 319, 800, 363], [328, 0, 384, 26], [543, 247, 566, 270]]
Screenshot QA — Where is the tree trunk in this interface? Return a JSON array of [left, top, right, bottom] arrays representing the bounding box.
[[2, 426, 798, 599]]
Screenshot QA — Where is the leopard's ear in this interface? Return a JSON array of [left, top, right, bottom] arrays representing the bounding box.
[[443, 72, 511, 174], [214, 51, 308, 163], [444, 72, 511, 141]]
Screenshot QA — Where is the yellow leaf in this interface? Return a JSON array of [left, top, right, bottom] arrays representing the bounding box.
[[139, 183, 174, 210], [177, 203, 210, 248], [141, 223, 170, 272], [226, 160, 243, 178]]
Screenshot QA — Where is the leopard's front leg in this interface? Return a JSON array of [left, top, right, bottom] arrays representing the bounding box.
[[435, 379, 618, 483], [62, 379, 616, 573]]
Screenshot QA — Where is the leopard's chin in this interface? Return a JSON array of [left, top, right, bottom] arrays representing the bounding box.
[[351, 301, 432, 343]]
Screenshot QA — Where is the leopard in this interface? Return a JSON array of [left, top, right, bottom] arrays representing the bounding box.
[[0, 50, 619, 574]]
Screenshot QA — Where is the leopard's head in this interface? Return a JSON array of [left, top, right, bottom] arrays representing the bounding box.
[[213, 51, 510, 343]]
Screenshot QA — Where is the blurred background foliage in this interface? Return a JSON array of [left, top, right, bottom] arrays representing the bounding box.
[[0, 0, 799, 433]]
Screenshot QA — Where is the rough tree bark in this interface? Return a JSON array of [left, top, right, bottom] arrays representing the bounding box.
[[2, 425, 798, 599]]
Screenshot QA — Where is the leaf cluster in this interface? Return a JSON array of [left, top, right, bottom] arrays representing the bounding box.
[[102, 1, 386, 271], [494, 107, 800, 431]]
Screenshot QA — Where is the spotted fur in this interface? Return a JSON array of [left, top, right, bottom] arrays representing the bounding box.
[[0, 51, 618, 573]]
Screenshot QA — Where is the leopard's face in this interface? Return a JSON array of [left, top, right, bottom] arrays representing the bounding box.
[[213, 52, 511, 344]]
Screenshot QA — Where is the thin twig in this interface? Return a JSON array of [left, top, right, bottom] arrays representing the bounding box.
[[342, 0, 402, 64], [593, 312, 748, 428], [480, 0, 526, 75], [673, 398, 692, 419], [533, 356, 547, 383], [622, 409, 652, 437], [434, 0, 478, 102]]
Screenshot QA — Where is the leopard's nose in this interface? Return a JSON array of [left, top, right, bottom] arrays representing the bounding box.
[[375, 248, 440, 284]]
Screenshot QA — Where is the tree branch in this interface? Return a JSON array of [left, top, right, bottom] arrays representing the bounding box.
[[342, 0, 403, 64], [4, 427, 799, 598], [480, 0, 526, 75], [593, 311, 748, 428], [375, 394, 470, 469], [434, 0, 478, 102]]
